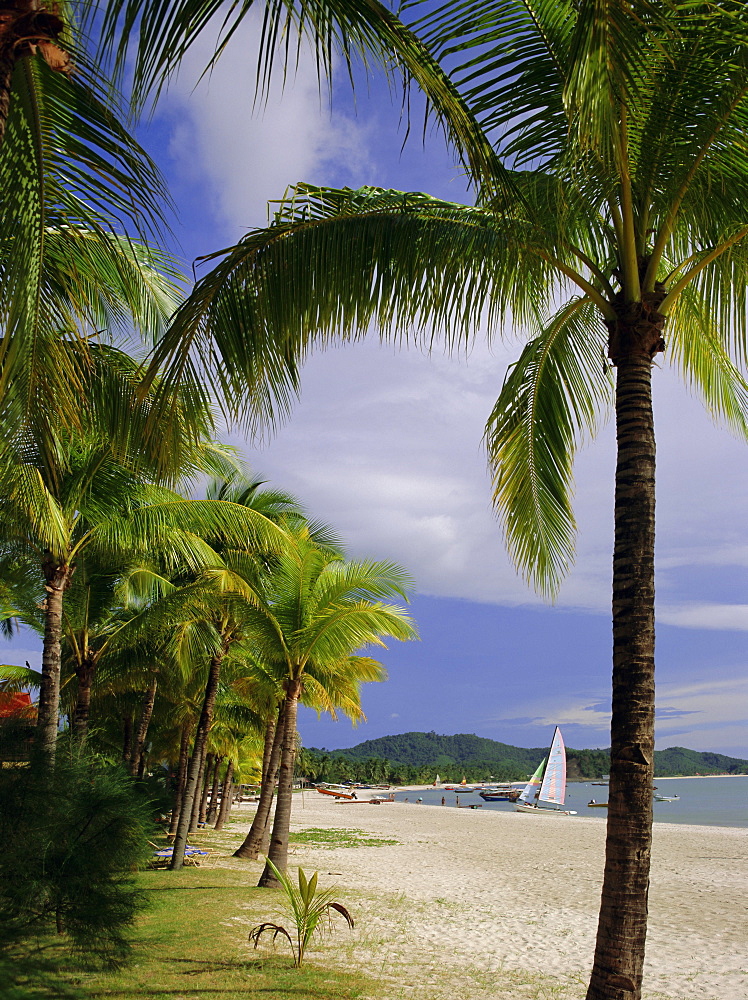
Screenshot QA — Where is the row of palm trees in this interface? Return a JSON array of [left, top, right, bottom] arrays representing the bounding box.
[[2, 1, 747, 997], [0, 400, 417, 873]]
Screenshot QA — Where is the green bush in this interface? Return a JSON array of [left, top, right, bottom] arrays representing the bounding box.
[[0, 747, 154, 980]]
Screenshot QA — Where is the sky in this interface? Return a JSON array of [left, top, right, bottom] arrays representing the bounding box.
[[5, 19, 747, 758]]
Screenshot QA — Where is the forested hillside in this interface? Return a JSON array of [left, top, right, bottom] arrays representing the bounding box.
[[300, 731, 748, 785]]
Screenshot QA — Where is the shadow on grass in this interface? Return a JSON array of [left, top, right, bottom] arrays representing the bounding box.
[[141, 884, 250, 892]]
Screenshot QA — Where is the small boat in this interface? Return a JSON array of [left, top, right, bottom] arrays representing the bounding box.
[[479, 787, 521, 801], [587, 800, 608, 808], [316, 784, 356, 800], [654, 793, 680, 802], [513, 727, 577, 815]]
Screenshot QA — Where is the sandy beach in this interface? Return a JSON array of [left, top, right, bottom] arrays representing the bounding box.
[[227, 790, 747, 1000]]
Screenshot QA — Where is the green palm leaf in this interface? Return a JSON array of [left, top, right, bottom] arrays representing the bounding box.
[[93, 0, 503, 191], [485, 298, 613, 597]]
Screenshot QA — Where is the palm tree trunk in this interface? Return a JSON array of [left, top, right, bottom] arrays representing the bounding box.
[[168, 724, 191, 837], [233, 702, 284, 859], [36, 562, 72, 757], [187, 746, 207, 833], [214, 759, 234, 830], [130, 670, 159, 778], [258, 681, 300, 887], [71, 653, 97, 742], [170, 648, 225, 870], [260, 711, 277, 787], [197, 752, 215, 825], [0, 4, 69, 148], [587, 352, 657, 1000], [205, 754, 223, 824], [122, 713, 134, 765]]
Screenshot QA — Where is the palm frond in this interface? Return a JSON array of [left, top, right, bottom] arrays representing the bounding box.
[[92, 0, 505, 193], [152, 183, 576, 428], [485, 298, 613, 597]]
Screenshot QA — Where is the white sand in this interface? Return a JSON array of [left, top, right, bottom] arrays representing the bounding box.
[[245, 792, 747, 1000]]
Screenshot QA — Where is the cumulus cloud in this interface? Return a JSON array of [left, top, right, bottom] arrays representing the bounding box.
[[160, 16, 374, 239]]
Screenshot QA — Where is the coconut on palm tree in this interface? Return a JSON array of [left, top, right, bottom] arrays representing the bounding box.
[[147, 4, 748, 995]]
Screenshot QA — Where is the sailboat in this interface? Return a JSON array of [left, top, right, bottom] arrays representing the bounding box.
[[514, 727, 577, 815]]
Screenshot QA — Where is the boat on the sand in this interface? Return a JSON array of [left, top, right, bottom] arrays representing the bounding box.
[[315, 784, 356, 800], [513, 727, 577, 815]]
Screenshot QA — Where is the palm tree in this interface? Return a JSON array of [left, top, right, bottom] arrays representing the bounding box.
[[0, 432, 287, 756], [219, 529, 416, 886], [232, 649, 386, 860], [146, 5, 748, 995], [0, 5, 182, 442]]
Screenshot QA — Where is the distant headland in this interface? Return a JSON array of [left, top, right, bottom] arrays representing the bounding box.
[[301, 731, 748, 785]]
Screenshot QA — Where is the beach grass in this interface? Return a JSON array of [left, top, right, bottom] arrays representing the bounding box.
[[73, 866, 381, 1000], [291, 827, 400, 849]]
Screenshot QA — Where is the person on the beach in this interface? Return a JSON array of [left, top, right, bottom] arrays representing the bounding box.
[[441, 796, 445, 805]]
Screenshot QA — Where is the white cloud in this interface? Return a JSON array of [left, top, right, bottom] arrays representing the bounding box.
[[652, 677, 748, 754], [657, 603, 748, 631], [161, 17, 373, 239], [479, 676, 748, 756]]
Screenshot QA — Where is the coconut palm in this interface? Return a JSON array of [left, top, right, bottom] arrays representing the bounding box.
[[108, 477, 309, 867], [147, 5, 748, 994], [0, 1, 183, 445], [232, 649, 386, 860], [219, 530, 416, 886], [0, 434, 287, 756]]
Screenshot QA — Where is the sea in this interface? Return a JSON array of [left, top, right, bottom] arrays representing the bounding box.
[[391, 776, 748, 828]]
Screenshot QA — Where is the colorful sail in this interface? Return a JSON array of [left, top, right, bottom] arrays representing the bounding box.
[[539, 726, 566, 805], [519, 758, 546, 803]]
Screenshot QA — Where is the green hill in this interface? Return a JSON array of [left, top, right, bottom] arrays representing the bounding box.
[[652, 746, 748, 776], [305, 731, 748, 783]]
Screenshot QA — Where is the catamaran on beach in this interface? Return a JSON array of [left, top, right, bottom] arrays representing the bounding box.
[[513, 726, 578, 815]]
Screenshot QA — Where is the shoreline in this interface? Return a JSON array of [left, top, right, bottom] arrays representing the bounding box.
[[230, 789, 746, 999]]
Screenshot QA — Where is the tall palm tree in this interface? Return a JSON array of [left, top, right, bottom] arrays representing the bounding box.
[[222, 530, 416, 886], [147, 5, 748, 995]]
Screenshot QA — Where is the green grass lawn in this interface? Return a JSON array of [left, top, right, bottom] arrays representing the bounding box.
[[73, 865, 382, 1000]]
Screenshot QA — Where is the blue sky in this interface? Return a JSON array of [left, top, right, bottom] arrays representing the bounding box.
[[4, 18, 747, 757]]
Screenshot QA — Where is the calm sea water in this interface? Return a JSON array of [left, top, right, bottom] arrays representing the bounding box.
[[392, 776, 747, 828]]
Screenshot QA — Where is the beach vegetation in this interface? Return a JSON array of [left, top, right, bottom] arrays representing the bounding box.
[[0, 746, 153, 981], [148, 4, 748, 996], [249, 860, 354, 968], [290, 828, 399, 849]]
